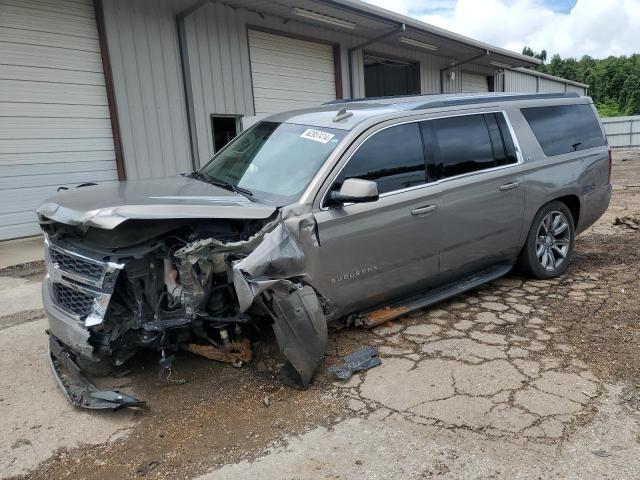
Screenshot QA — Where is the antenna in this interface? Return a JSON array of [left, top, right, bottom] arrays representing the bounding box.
[[333, 107, 353, 122]]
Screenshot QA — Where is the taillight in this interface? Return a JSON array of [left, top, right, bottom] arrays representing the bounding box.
[[607, 145, 612, 184]]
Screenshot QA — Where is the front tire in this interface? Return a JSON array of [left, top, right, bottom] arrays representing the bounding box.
[[517, 201, 575, 279]]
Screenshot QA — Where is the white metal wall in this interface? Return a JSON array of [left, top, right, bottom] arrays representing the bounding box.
[[504, 69, 537, 92], [538, 77, 566, 93], [602, 115, 640, 149], [101, 0, 192, 180], [502, 68, 587, 95], [0, 0, 117, 240], [182, 1, 456, 166], [103, 0, 585, 177], [461, 71, 489, 93], [248, 30, 336, 115]]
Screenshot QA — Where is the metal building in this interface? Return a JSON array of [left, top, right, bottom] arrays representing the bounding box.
[[0, 0, 587, 240]]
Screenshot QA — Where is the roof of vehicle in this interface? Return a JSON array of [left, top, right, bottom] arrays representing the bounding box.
[[266, 92, 587, 131]]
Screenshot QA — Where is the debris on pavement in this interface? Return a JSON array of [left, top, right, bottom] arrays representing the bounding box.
[[614, 216, 640, 230], [329, 346, 382, 380], [592, 449, 611, 458]]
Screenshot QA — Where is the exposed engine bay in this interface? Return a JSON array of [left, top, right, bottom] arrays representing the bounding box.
[[40, 212, 328, 409]]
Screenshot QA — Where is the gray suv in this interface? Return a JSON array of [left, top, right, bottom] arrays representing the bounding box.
[[37, 92, 612, 408]]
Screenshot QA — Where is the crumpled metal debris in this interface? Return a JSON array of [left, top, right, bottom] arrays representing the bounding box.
[[614, 216, 640, 230], [271, 284, 328, 389], [329, 346, 382, 380], [230, 207, 328, 389], [48, 335, 144, 409]]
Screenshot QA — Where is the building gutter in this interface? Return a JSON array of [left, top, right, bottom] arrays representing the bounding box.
[[347, 23, 406, 98], [317, 0, 541, 67]]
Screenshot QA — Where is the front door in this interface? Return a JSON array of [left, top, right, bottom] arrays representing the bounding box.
[[309, 122, 442, 316], [420, 112, 525, 281]]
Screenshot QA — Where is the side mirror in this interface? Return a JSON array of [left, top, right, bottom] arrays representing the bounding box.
[[329, 178, 379, 206]]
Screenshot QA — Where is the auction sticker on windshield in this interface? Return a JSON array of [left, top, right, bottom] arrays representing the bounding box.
[[300, 129, 335, 144]]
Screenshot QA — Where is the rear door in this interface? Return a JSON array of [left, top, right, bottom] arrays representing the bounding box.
[[311, 122, 442, 315], [420, 112, 524, 281]]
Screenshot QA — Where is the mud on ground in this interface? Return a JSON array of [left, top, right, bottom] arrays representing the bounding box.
[[4, 151, 640, 480]]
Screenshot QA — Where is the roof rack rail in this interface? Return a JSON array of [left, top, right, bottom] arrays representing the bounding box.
[[324, 93, 438, 105], [410, 92, 581, 110], [324, 91, 581, 108]]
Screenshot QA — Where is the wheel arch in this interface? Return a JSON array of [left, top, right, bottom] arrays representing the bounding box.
[[553, 194, 580, 227]]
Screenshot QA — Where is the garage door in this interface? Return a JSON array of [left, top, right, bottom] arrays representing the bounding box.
[[461, 72, 489, 93], [248, 30, 337, 116], [0, 0, 117, 240]]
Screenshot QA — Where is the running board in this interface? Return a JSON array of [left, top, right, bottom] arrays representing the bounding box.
[[359, 263, 514, 328]]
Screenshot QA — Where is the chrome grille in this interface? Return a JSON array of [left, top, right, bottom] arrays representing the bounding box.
[[51, 283, 95, 320], [49, 248, 104, 282], [44, 238, 123, 327]]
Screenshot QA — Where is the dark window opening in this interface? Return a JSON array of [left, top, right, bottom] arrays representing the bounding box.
[[211, 116, 241, 153], [364, 53, 420, 98], [331, 123, 426, 197], [421, 113, 518, 181], [521, 104, 605, 157]]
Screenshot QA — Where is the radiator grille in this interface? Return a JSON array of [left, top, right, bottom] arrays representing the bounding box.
[[51, 282, 95, 320]]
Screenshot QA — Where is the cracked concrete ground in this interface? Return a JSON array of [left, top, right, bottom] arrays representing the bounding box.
[[2, 151, 640, 479]]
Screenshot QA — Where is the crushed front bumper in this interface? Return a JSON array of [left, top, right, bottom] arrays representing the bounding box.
[[43, 278, 144, 409], [48, 334, 144, 410]]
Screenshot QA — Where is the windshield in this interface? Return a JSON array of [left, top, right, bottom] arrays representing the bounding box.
[[200, 122, 347, 205]]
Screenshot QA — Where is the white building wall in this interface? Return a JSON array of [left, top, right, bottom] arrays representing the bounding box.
[[538, 77, 566, 93], [0, 0, 117, 240], [504, 69, 537, 92], [101, 0, 192, 180], [183, 1, 457, 166], [102, 0, 587, 178]]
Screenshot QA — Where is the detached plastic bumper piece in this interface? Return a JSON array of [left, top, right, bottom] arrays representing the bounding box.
[[48, 334, 145, 410]]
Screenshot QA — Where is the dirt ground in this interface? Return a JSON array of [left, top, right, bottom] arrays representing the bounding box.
[[1, 150, 639, 479]]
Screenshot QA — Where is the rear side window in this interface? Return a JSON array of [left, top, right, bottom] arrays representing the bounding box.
[[332, 122, 426, 195], [421, 113, 517, 181], [521, 104, 605, 156]]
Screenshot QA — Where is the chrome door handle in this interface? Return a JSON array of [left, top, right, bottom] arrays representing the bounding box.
[[499, 181, 520, 191], [411, 205, 438, 216]]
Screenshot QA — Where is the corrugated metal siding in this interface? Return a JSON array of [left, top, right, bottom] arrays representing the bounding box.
[[503, 68, 586, 95], [248, 30, 336, 114], [101, 0, 192, 180], [182, 2, 467, 165], [101, 0, 516, 173], [602, 115, 640, 148], [504, 69, 537, 92], [566, 84, 586, 95], [0, 0, 117, 240], [538, 77, 566, 93], [461, 71, 488, 93]]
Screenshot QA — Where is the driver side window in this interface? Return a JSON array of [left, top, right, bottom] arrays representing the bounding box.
[[331, 122, 426, 196]]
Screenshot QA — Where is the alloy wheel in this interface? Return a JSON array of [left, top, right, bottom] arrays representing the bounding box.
[[535, 210, 571, 272]]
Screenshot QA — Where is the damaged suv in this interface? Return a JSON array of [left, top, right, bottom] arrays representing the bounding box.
[[38, 92, 611, 408]]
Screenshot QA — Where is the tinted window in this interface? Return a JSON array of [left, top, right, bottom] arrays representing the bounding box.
[[521, 104, 605, 156], [496, 113, 518, 166], [333, 123, 426, 195], [422, 114, 495, 180]]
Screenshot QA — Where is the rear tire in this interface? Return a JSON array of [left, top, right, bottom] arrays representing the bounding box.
[[517, 201, 575, 279]]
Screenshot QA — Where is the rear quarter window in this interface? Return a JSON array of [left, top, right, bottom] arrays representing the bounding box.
[[521, 104, 605, 157]]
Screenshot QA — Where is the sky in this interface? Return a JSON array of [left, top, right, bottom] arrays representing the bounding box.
[[363, 0, 640, 59]]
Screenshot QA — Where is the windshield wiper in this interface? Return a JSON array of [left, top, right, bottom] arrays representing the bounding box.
[[186, 171, 255, 200]]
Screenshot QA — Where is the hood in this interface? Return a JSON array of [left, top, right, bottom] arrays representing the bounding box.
[[37, 177, 278, 229]]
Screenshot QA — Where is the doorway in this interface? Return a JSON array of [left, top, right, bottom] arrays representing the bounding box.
[[211, 115, 242, 153], [364, 53, 420, 97]]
